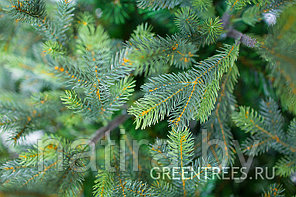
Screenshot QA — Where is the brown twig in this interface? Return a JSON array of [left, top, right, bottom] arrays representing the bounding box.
[[222, 12, 257, 48], [89, 114, 129, 144]]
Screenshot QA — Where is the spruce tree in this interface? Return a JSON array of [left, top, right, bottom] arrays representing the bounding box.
[[0, 0, 296, 196]]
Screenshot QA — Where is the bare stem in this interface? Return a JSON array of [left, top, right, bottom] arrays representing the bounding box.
[[222, 12, 257, 48], [90, 114, 129, 144]]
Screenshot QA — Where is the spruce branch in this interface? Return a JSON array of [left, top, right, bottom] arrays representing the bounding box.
[[129, 43, 239, 129]]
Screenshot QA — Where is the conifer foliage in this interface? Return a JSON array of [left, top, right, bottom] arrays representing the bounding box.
[[233, 98, 296, 176], [0, 0, 296, 196]]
